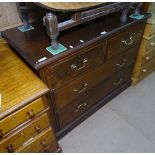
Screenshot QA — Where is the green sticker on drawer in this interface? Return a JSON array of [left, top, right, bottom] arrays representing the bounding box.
[[18, 25, 34, 32], [129, 14, 144, 20], [46, 43, 67, 55]]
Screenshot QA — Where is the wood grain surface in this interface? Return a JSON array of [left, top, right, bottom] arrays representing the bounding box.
[[37, 2, 104, 11], [0, 39, 49, 120]]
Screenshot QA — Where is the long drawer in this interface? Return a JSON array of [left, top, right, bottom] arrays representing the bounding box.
[[107, 23, 145, 59], [0, 97, 48, 138], [54, 46, 138, 110], [15, 127, 56, 153], [0, 113, 50, 153], [45, 40, 106, 90], [57, 65, 133, 129]]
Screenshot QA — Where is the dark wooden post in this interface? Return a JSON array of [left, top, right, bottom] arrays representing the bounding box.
[[43, 13, 59, 50], [16, 2, 30, 29], [133, 2, 143, 16], [120, 6, 130, 25]]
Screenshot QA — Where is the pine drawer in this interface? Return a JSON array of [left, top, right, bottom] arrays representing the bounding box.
[[0, 97, 48, 138], [0, 113, 50, 153]]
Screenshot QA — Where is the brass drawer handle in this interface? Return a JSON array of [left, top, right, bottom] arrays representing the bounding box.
[[0, 130, 4, 139], [73, 82, 88, 94], [113, 78, 123, 86], [6, 144, 14, 153], [27, 110, 35, 119], [71, 58, 88, 71], [35, 125, 41, 133], [150, 42, 155, 47], [40, 140, 47, 147], [122, 36, 133, 45], [116, 58, 127, 68], [74, 102, 87, 112]]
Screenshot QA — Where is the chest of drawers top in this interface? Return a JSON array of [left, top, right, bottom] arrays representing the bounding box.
[[3, 12, 151, 70], [0, 39, 49, 120]]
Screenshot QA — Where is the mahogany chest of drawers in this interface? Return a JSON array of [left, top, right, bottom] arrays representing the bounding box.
[[0, 39, 61, 153], [3, 11, 151, 138]]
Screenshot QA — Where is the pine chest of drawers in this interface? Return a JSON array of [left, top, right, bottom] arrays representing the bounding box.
[[132, 3, 155, 85], [0, 39, 61, 153], [3, 11, 151, 138]]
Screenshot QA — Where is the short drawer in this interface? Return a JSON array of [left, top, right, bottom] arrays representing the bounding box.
[[46, 40, 106, 90], [146, 34, 155, 52], [15, 127, 55, 153], [39, 142, 60, 153], [57, 66, 133, 128], [143, 23, 155, 38], [142, 47, 155, 65], [0, 113, 50, 153], [107, 23, 145, 59], [0, 97, 48, 138], [140, 57, 155, 76], [54, 46, 138, 110]]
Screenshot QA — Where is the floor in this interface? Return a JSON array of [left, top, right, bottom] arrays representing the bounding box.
[[59, 72, 155, 153]]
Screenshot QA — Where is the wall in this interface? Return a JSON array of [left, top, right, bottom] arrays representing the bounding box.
[[0, 2, 22, 31]]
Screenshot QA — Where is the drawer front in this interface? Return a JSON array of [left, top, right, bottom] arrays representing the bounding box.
[[54, 46, 138, 110], [0, 113, 50, 153], [57, 66, 133, 128], [46, 41, 106, 90], [143, 23, 155, 38], [142, 47, 155, 65], [15, 127, 55, 153], [0, 97, 48, 137], [107, 23, 145, 59], [39, 141, 60, 153], [140, 57, 155, 76], [146, 35, 155, 51]]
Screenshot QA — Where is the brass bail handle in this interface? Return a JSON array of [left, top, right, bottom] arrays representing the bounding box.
[[74, 102, 87, 112], [116, 58, 127, 68], [122, 36, 133, 45], [71, 58, 88, 71], [73, 82, 88, 94], [113, 78, 123, 86]]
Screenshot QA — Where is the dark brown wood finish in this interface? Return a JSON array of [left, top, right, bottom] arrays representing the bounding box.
[[56, 80, 132, 139], [3, 12, 151, 70], [2, 8, 151, 139], [107, 23, 145, 59], [53, 46, 138, 110], [45, 40, 106, 90], [57, 65, 134, 128]]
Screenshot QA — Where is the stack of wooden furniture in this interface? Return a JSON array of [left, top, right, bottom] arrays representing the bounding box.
[[2, 3, 151, 139], [0, 38, 61, 153], [132, 3, 155, 85]]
